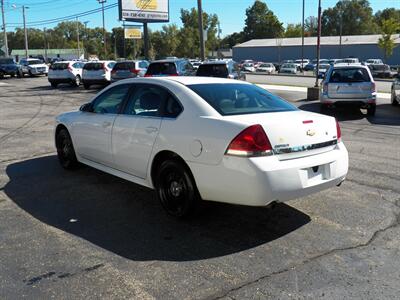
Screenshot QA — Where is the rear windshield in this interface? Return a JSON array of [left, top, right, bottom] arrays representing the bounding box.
[[28, 60, 42, 65], [51, 63, 69, 70], [113, 62, 135, 70], [330, 68, 371, 83], [196, 64, 228, 78], [0, 58, 14, 64], [369, 64, 389, 71], [188, 83, 297, 116], [146, 62, 177, 75], [83, 63, 104, 70]]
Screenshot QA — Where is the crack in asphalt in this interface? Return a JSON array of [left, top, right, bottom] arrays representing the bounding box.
[[211, 197, 400, 300]]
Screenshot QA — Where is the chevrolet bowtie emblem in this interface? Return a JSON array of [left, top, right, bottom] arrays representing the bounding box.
[[306, 129, 316, 136]]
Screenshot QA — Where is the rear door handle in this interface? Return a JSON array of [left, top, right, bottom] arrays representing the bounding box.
[[145, 126, 158, 133], [102, 121, 112, 128]]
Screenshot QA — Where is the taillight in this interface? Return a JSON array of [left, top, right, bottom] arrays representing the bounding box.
[[130, 68, 140, 74], [225, 125, 273, 157], [102, 63, 107, 72], [336, 119, 341, 142], [371, 82, 376, 93], [144, 74, 152, 77], [169, 73, 178, 76], [68, 64, 73, 71], [323, 82, 328, 94]]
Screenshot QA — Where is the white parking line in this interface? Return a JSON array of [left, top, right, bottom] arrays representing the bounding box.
[[257, 84, 391, 99]]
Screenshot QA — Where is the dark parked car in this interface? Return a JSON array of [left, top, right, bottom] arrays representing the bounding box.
[[196, 60, 243, 79], [368, 64, 392, 78], [0, 58, 22, 78], [145, 59, 195, 77]]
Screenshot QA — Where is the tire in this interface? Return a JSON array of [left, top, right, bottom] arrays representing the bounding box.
[[83, 83, 90, 89], [56, 129, 79, 170], [28, 70, 33, 77], [367, 104, 376, 116], [392, 89, 399, 106], [0, 71, 4, 79], [17, 70, 22, 78], [72, 75, 81, 87], [155, 159, 200, 218], [51, 82, 58, 88]]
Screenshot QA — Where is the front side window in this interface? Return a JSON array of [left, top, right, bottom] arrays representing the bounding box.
[[91, 84, 130, 114], [188, 83, 297, 116]]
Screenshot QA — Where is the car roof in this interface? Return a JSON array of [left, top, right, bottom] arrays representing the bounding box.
[[201, 60, 229, 65], [333, 63, 366, 68], [150, 59, 187, 63], [116, 76, 251, 86]]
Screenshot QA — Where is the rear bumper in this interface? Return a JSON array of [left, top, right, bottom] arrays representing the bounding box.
[[82, 79, 109, 85], [48, 78, 74, 84], [188, 142, 348, 206], [320, 94, 376, 107]]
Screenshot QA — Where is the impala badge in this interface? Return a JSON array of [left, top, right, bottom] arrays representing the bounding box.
[[306, 129, 316, 136]]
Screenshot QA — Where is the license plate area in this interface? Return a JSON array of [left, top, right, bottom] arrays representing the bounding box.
[[302, 163, 332, 187]]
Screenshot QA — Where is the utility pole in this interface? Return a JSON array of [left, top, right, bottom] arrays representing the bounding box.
[[43, 27, 48, 62], [98, 0, 107, 57], [83, 21, 89, 59], [143, 22, 149, 59], [1, 0, 9, 57], [76, 17, 80, 59], [197, 0, 205, 61], [23, 5, 28, 59], [122, 19, 126, 58], [314, 0, 322, 87], [339, 8, 343, 58], [301, 0, 305, 72]]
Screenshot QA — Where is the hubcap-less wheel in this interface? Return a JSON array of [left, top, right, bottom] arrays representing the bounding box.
[[156, 160, 199, 218], [392, 90, 399, 106], [56, 129, 79, 170], [75, 75, 81, 87]]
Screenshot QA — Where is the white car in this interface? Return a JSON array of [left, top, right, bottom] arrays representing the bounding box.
[[19, 58, 48, 77], [55, 77, 348, 218], [256, 63, 275, 74], [242, 63, 256, 72], [82, 60, 116, 89], [320, 64, 376, 115], [48, 61, 85, 87], [365, 59, 383, 65], [295, 59, 310, 69]]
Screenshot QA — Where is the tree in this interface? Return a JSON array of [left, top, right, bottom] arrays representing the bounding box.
[[378, 18, 399, 62], [220, 31, 245, 48], [304, 16, 318, 37], [243, 0, 283, 40], [321, 0, 378, 36], [285, 23, 302, 38], [375, 8, 400, 32]]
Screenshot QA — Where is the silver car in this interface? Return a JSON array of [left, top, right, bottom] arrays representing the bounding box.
[[111, 60, 149, 81], [279, 63, 298, 74], [320, 65, 376, 116]]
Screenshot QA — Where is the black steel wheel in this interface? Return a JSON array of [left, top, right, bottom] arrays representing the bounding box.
[[392, 89, 399, 106], [51, 82, 58, 88], [367, 104, 376, 116], [155, 160, 200, 218], [56, 129, 79, 170], [72, 75, 81, 87]]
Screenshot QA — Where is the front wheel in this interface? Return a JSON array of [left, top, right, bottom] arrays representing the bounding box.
[[51, 82, 58, 88], [56, 129, 79, 170], [367, 104, 376, 116], [155, 160, 200, 218], [83, 83, 90, 89], [391, 89, 399, 106], [72, 75, 81, 87]]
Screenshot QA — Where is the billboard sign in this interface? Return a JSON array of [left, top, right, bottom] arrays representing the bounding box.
[[119, 0, 169, 23], [124, 27, 142, 39]]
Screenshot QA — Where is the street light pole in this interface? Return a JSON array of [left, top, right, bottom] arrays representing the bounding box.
[[76, 17, 80, 59], [339, 9, 343, 58], [23, 5, 29, 59], [1, 0, 9, 57], [301, 0, 305, 72], [83, 21, 89, 59], [197, 0, 205, 61], [98, 0, 107, 57], [314, 0, 322, 87]]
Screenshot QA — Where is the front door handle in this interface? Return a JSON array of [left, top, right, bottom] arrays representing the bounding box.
[[145, 126, 158, 133], [102, 121, 111, 128]]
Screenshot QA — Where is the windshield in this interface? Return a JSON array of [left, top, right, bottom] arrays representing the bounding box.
[[146, 62, 177, 75], [282, 64, 295, 68], [28, 60, 43, 65], [329, 68, 371, 83], [187, 83, 297, 116], [83, 63, 104, 70]]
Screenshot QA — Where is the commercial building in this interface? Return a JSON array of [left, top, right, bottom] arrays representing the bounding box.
[[10, 49, 84, 62], [233, 34, 400, 65]]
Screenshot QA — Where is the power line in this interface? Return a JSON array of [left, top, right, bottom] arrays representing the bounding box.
[[7, 2, 117, 27]]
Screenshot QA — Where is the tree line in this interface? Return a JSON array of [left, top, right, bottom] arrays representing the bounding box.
[[1, 0, 399, 60]]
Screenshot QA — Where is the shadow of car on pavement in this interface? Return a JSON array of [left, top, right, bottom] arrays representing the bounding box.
[[4, 155, 310, 262]]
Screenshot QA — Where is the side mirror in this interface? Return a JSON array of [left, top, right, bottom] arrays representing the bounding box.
[[80, 103, 93, 112]]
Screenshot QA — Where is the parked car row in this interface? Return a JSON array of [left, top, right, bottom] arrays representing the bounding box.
[[0, 57, 49, 78]]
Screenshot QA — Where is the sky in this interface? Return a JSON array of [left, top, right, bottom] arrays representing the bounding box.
[[2, 0, 399, 37]]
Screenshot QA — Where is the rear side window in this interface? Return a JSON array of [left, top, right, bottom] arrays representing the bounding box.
[[330, 68, 371, 83], [108, 62, 116, 69], [113, 62, 134, 70], [188, 83, 297, 116], [146, 62, 177, 75], [196, 64, 228, 78], [84, 63, 103, 70]]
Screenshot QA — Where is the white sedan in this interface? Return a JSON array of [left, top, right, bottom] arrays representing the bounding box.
[[55, 77, 348, 218]]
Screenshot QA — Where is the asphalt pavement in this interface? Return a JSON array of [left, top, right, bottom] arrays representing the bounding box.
[[0, 76, 399, 299]]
